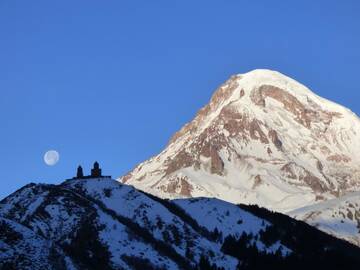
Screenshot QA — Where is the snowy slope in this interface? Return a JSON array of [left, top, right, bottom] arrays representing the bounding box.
[[1, 178, 298, 270], [2, 177, 360, 269], [0, 217, 77, 270], [173, 198, 291, 256], [0, 181, 182, 269], [62, 178, 239, 270], [289, 191, 360, 246]]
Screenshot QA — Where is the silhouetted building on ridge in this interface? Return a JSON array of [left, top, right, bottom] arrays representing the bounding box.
[[77, 166, 84, 178], [91, 161, 102, 177], [71, 162, 111, 180]]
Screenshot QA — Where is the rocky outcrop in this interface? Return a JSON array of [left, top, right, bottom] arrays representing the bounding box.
[[164, 150, 195, 176], [281, 162, 327, 193], [251, 85, 313, 127], [268, 130, 282, 150], [160, 175, 194, 196], [327, 154, 351, 163], [251, 85, 342, 129], [168, 75, 240, 146]]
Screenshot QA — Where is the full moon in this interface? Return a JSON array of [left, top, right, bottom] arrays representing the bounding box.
[[44, 150, 60, 166]]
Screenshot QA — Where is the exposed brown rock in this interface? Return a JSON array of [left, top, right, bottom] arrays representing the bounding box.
[[164, 150, 194, 175], [162, 180, 177, 194], [316, 161, 324, 172], [327, 154, 351, 163], [199, 141, 225, 176], [220, 105, 269, 144], [320, 145, 332, 155], [252, 175, 263, 189], [240, 89, 245, 97], [160, 175, 194, 196], [223, 119, 243, 137], [251, 85, 342, 130], [281, 162, 327, 193], [180, 179, 193, 196], [210, 148, 225, 175], [222, 109, 249, 139], [251, 88, 266, 107], [281, 163, 297, 179], [347, 210, 354, 220], [268, 130, 282, 150], [315, 195, 325, 201], [168, 75, 240, 145], [251, 85, 313, 128], [164, 123, 229, 177], [249, 120, 269, 144], [121, 173, 133, 183], [303, 174, 325, 193]]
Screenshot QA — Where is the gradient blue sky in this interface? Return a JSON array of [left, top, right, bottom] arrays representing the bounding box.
[[1, 0, 359, 199]]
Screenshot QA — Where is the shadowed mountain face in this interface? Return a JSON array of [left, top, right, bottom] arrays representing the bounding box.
[[1, 178, 360, 270], [119, 69, 360, 245]]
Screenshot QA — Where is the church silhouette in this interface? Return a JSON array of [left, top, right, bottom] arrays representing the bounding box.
[[72, 162, 111, 179]]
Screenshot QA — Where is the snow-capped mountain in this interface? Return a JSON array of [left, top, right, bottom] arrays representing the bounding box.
[[119, 69, 360, 242], [1, 177, 360, 270]]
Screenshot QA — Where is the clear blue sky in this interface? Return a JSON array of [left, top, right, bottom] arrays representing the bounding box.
[[1, 0, 359, 199]]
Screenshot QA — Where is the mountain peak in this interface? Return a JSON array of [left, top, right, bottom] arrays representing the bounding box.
[[228, 69, 320, 104], [167, 69, 348, 148], [236, 68, 291, 81], [120, 70, 360, 215]]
